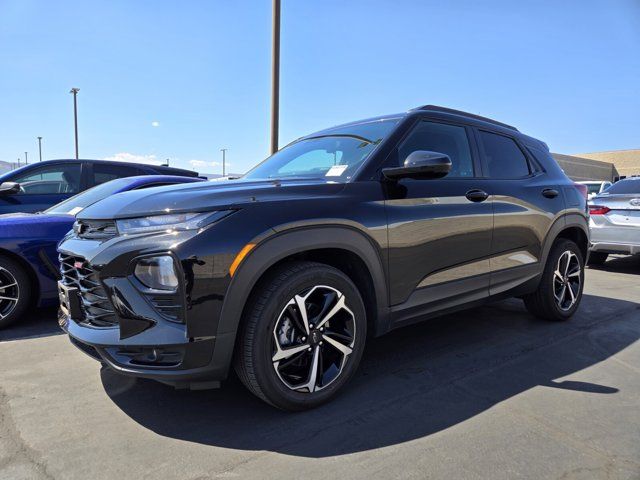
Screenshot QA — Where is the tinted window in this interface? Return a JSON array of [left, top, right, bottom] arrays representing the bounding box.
[[602, 179, 640, 195], [93, 163, 141, 185], [12, 164, 81, 194], [398, 121, 474, 177], [479, 131, 530, 178]]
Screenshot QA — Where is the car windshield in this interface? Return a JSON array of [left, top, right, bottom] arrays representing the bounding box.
[[44, 177, 140, 215], [243, 118, 400, 181], [600, 179, 640, 195]]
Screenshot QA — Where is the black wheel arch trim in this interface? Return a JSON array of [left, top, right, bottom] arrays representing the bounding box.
[[211, 225, 390, 380]]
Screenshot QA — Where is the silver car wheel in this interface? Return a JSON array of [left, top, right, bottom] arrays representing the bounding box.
[[553, 251, 581, 311], [0, 266, 20, 320], [271, 285, 356, 393]]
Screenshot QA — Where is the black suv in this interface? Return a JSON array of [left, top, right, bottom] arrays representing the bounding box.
[[58, 106, 589, 411]]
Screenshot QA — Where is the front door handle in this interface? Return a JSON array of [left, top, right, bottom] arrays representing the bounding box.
[[542, 188, 559, 199], [465, 189, 489, 202]]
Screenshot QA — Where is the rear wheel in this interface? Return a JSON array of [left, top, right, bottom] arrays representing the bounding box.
[[0, 256, 32, 329], [587, 251, 608, 266], [235, 261, 367, 411], [524, 239, 584, 321]]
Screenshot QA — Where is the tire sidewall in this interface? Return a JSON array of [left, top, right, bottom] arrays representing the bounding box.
[[251, 265, 367, 410]]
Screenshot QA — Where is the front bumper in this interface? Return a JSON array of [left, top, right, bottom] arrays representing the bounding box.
[[56, 226, 238, 388]]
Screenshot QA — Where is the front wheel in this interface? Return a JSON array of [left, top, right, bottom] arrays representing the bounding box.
[[0, 256, 32, 329], [524, 239, 584, 321], [234, 261, 367, 411]]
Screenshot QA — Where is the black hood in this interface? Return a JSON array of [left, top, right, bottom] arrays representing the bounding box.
[[77, 178, 347, 220]]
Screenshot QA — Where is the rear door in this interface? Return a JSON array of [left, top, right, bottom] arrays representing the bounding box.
[[87, 163, 143, 187], [475, 129, 564, 294], [385, 118, 494, 314]]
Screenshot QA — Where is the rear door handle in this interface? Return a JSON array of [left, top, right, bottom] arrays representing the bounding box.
[[542, 188, 559, 199], [465, 189, 489, 202]]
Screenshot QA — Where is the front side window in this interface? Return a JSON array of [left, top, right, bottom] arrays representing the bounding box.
[[12, 164, 81, 194], [398, 121, 474, 178], [479, 131, 530, 179], [244, 119, 400, 181]]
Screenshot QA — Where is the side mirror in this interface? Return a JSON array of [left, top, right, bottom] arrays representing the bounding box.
[[0, 182, 20, 195], [382, 151, 452, 180]]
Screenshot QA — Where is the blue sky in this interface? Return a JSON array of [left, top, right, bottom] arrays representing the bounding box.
[[0, 0, 638, 174]]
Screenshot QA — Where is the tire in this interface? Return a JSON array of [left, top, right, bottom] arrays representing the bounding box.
[[234, 261, 367, 411], [523, 239, 584, 321], [587, 252, 608, 266], [0, 255, 32, 329]]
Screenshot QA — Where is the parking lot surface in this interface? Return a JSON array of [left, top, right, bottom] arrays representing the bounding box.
[[1, 256, 639, 480]]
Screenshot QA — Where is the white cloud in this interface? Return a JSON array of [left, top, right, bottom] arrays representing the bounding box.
[[151, 121, 160, 127], [103, 153, 161, 165], [189, 160, 225, 169]]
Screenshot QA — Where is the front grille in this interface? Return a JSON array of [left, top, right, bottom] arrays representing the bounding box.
[[59, 254, 118, 328], [75, 219, 117, 239]]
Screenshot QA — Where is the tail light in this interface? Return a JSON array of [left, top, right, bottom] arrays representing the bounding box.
[[574, 183, 588, 200], [589, 205, 610, 215]]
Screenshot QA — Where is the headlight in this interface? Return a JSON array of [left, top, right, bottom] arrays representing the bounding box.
[[116, 211, 228, 235], [134, 256, 178, 290]]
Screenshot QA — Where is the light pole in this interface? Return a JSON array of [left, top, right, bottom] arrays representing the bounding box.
[[270, 0, 281, 154], [25, 152, 28, 164], [70, 88, 80, 159], [37, 137, 43, 161], [220, 148, 227, 176]]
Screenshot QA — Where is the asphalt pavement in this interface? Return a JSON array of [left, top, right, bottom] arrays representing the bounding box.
[[1, 256, 639, 480]]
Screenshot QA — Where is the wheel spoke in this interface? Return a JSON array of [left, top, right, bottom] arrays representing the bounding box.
[[323, 329, 353, 343], [293, 294, 310, 334], [567, 283, 576, 305], [272, 342, 310, 362], [301, 345, 320, 393], [554, 284, 566, 305], [311, 291, 337, 325], [554, 269, 564, 283], [322, 334, 353, 356], [315, 294, 347, 329], [0, 295, 17, 301], [284, 302, 307, 335], [0, 282, 17, 290]]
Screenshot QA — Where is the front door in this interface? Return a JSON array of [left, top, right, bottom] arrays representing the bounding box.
[[384, 119, 494, 317]]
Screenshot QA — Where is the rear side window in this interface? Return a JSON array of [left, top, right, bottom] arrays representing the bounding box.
[[398, 121, 474, 177], [92, 164, 141, 185], [479, 131, 530, 179]]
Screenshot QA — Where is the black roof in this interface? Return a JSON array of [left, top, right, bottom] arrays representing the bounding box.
[[411, 105, 519, 132]]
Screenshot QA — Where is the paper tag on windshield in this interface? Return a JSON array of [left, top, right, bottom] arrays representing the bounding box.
[[325, 165, 348, 177], [67, 207, 83, 215]]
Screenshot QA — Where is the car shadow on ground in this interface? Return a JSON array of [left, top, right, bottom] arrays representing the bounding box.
[[588, 254, 640, 275], [0, 307, 60, 342], [101, 293, 640, 458]]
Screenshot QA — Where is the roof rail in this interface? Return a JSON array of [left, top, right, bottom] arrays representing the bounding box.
[[411, 105, 519, 132]]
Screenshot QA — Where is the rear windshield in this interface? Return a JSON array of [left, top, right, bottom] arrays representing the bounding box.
[[601, 179, 640, 195]]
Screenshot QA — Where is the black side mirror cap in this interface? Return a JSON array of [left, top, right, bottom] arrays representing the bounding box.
[[382, 151, 452, 180], [0, 182, 20, 195]]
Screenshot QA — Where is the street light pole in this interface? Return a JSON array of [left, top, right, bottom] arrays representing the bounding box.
[[70, 88, 80, 159], [37, 137, 42, 161], [25, 152, 28, 164], [270, 0, 281, 155], [220, 148, 227, 176]]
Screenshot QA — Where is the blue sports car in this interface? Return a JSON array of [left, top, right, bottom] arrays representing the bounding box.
[[0, 175, 204, 328]]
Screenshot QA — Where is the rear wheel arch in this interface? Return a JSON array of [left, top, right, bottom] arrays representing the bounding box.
[[541, 214, 589, 265]]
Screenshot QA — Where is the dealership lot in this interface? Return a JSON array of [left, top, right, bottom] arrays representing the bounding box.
[[1, 257, 639, 480]]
